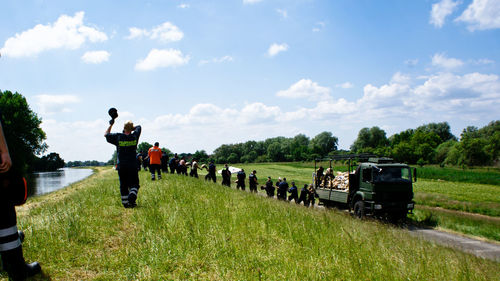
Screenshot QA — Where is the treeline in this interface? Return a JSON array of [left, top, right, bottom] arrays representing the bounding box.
[[66, 160, 107, 167], [351, 121, 499, 166], [211, 132, 338, 164], [205, 121, 499, 167], [31, 152, 65, 172]]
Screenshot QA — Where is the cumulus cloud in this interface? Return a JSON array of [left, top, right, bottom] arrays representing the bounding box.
[[243, 0, 263, 4], [432, 53, 464, 69], [135, 48, 190, 71], [267, 43, 288, 57], [405, 59, 419, 66], [430, 0, 459, 28], [336, 82, 354, 89], [455, 0, 500, 31], [199, 55, 234, 66], [81, 50, 110, 64], [0, 11, 107, 58], [313, 22, 326, 32], [125, 22, 183, 43], [473, 58, 495, 65], [276, 79, 331, 101], [178, 4, 190, 9], [277, 9, 288, 19], [35, 94, 81, 115]]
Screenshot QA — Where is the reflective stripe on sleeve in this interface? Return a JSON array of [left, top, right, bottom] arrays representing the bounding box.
[[0, 239, 21, 252], [0, 226, 18, 238]]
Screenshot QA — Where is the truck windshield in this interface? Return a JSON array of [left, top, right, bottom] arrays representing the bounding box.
[[373, 167, 411, 183]]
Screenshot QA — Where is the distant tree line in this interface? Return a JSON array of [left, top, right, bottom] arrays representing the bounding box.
[[211, 131, 338, 164], [350, 121, 499, 166], [66, 160, 107, 167]]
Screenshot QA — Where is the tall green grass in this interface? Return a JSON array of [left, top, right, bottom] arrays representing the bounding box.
[[4, 168, 498, 280]]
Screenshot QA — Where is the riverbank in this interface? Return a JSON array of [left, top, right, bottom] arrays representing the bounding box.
[[6, 167, 498, 280]]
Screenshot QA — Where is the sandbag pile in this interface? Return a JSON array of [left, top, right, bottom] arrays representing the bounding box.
[[320, 171, 349, 190]]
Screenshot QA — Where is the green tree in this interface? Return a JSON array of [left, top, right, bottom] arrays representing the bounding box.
[[137, 142, 153, 154], [0, 90, 47, 174], [310, 131, 338, 157], [416, 122, 456, 143], [351, 127, 389, 153], [192, 150, 209, 163]]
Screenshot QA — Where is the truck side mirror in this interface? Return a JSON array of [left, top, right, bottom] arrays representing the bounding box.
[[413, 168, 417, 182]]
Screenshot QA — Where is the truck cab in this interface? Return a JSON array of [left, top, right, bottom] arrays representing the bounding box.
[[351, 158, 415, 220]]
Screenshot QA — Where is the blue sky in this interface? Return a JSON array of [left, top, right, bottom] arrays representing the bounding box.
[[1, 0, 499, 162]]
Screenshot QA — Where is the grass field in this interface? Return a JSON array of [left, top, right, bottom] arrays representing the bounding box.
[[207, 162, 500, 241], [3, 167, 497, 280], [414, 165, 500, 185]]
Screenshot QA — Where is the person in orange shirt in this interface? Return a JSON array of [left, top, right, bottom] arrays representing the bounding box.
[[148, 142, 162, 180]]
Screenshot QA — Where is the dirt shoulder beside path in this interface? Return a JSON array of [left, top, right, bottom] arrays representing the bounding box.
[[407, 225, 500, 262]]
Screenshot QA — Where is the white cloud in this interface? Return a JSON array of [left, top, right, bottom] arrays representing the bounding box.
[[243, 0, 263, 4], [0, 11, 107, 58], [135, 48, 190, 71], [336, 82, 354, 89], [456, 0, 500, 31], [405, 59, 419, 66], [199, 55, 234, 66], [276, 79, 331, 101], [35, 94, 81, 115], [473, 58, 495, 65], [277, 9, 288, 19], [125, 22, 183, 43], [313, 22, 326, 32], [432, 53, 464, 69], [81, 50, 110, 64], [267, 43, 288, 57], [178, 4, 190, 9], [430, 0, 460, 28]]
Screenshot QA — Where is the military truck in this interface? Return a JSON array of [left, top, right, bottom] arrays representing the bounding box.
[[313, 154, 416, 221]]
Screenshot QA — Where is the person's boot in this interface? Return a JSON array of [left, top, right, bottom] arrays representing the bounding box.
[[1, 246, 41, 281]]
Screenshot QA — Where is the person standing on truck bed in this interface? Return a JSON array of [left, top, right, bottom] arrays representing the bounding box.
[[316, 166, 324, 187]]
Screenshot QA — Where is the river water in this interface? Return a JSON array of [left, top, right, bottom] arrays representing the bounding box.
[[27, 168, 93, 198]]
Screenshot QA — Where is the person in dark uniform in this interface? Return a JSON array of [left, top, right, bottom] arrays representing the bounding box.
[[275, 177, 282, 198], [278, 177, 289, 200], [169, 153, 178, 174], [316, 166, 324, 187], [161, 152, 169, 173], [288, 181, 298, 203], [105, 120, 142, 208], [298, 184, 309, 206], [236, 169, 246, 190], [0, 113, 42, 280], [221, 164, 231, 187], [207, 161, 217, 183], [260, 176, 275, 197], [248, 170, 258, 193], [136, 153, 143, 172]]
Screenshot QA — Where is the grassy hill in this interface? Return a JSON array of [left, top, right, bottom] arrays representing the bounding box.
[[6, 167, 498, 280]]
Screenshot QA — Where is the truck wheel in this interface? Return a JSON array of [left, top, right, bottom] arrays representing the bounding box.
[[353, 200, 365, 219]]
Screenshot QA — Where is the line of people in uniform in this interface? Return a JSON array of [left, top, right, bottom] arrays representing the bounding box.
[[131, 140, 320, 207]]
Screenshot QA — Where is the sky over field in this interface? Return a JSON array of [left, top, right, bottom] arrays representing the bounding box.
[[1, 0, 499, 162]]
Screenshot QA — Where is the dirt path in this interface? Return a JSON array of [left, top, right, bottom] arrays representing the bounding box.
[[406, 225, 500, 262]]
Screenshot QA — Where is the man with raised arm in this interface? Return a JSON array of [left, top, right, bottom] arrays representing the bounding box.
[[105, 120, 142, 208]]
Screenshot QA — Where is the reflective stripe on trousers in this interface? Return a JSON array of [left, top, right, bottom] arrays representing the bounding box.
[[0, 225, 21, 252]]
